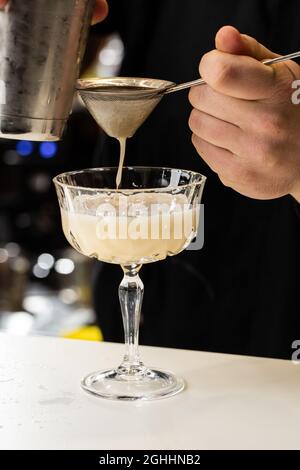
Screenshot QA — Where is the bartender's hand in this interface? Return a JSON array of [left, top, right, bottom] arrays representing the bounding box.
[[0, 0, 108, 24], [91, 0, 108, 24], [189, 26, 300, 202]]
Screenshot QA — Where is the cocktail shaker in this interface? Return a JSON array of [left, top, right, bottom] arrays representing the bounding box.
[[0, 0, 95, 141]]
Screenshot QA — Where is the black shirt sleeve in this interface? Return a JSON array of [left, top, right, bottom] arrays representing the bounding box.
[[295, 200, 300, 219]]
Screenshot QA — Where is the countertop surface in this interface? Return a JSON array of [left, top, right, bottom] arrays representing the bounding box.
[[0, 333, 299, 450]]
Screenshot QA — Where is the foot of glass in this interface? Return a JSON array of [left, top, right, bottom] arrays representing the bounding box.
[[81, 266, 184, 401], [81, 365, 184, 401]]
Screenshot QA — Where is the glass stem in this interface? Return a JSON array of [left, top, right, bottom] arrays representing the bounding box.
[[118, 264, 144, 372]]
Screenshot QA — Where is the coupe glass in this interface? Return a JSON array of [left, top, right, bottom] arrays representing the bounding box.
[[53, 167, 206, 401]]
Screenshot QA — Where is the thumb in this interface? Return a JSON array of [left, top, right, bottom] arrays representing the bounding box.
[[199, 26, 280, 100], [215, 25, 278, 61], [0, 0, 7, 8]]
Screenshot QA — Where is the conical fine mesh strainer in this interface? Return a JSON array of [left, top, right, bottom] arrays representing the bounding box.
[[77, 77, 174, 138]]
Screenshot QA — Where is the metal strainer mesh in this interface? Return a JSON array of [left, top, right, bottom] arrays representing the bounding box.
[[77, 77, 174, 138]]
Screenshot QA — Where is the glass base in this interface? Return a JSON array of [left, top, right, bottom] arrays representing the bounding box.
[[81, 365, 185, 401]]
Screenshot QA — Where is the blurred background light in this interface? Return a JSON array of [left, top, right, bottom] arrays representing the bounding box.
[[5, 242, 21, 258], [39, 142, 58, 159], [55, 258, 75, 275], [38, 253, 55, 270], [97, 33, 124, 77], [32, 264, 49, 279], [0, 248, 8, 263], [16, 141, 34, 157], [3, 150, 20, 165], [2, 311, 34, 335], [59, 288, 79, 305]]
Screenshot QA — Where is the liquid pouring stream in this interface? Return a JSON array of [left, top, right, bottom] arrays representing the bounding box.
[[116, 137, 126, 189]]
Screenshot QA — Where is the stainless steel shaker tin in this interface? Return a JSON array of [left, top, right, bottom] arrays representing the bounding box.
[[0, 0, 95, 141]]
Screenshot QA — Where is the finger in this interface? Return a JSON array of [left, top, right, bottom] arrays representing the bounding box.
[[215, 25, 278, 60], [189, 84, 258, 128], [188, 102, 276, 166], [92, 0, 108, 25], [0, 0, 7, 8], [192, 133, 237, 174], [189, 109, 242, 154], [199, 49, 277, 100], [189, 75, 297, 148], [191, 134, 256, 187]]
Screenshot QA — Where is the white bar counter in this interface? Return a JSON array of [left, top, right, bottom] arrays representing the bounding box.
[[0, 334, 299, 450]]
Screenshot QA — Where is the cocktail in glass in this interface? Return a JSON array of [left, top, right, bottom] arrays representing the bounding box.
[[54, 166, 206, 401]]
